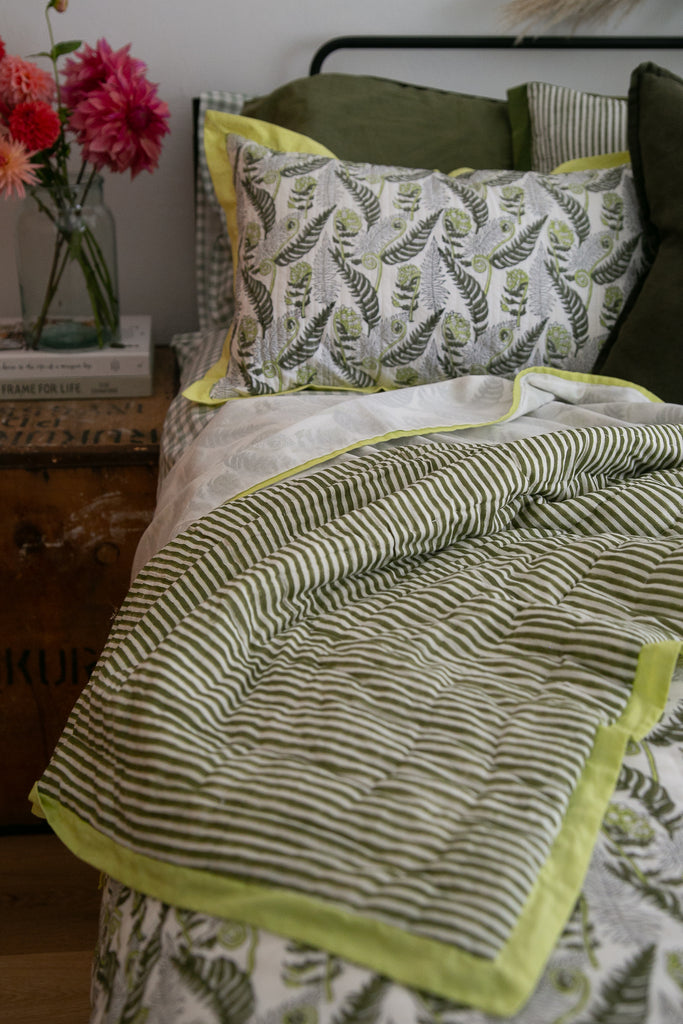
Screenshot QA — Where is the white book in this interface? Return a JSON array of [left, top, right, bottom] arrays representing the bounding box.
[[0, 316, 153, 400]]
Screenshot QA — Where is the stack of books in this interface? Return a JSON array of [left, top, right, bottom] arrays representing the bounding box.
[[0, 315, 153, 401]]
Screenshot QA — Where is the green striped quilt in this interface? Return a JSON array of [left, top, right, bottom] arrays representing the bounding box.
[[34, 422, 683, 1016]]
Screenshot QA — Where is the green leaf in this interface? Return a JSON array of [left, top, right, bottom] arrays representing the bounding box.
[[274, 207, 334, 266], [483, 170, 527, 187], [487, 319, 548, 375], [242, 368, 276, 396], [489, 216, 547, 269], [53, 40, 82, 58], [279, 304, 335, 369], [585, 166, 626, 193], [539, 179, 591, 243], [382, 310, 443, 367], [580, 944, 655, 1024], [608, 858, 683, 925], [381, 211, 441, 265], [172, 950, 255, 1024], [382, 168, 432, 183], [616, 765, 683, 837], [242, 175, 276, 234], [118, 909, 168, 1024], [545, 258, 589, 346], [648, 702, 683, 746], [591, 235, 641, 285], [241, 268, 274, 331], [336, 168, 381, 228], [443, 179, 490, 229], [329, 348, 376, 389], [280, 156, 332, 177], [441, 248, 489, 336], [331, 247, 381, 329], [282, 941, 343, 988], [331, 975, 390, 1024], [94, 950, 120, 1006]]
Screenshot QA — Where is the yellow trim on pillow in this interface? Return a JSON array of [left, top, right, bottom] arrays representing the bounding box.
[[551, 151, 630, 173], [186, 113, 338, 405], [204, 110, 336, 273], [188, 123, 635, 408]]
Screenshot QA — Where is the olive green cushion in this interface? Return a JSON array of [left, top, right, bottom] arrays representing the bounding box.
[[242, 73, 513, 172], [595, 63, 683, 404]]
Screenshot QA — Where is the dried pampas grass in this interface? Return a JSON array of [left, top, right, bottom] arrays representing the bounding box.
[[501, 0, 645, 34]]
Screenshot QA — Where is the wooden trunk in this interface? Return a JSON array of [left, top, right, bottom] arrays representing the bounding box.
[[0, 348, 176, 827]]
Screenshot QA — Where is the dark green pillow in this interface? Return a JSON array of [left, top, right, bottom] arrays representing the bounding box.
[[242, 73, 513, 172], [507, 83, 533, 170], [595, 63, 683, 403]]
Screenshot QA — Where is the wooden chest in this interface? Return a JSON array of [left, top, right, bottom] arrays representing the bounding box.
[[0, 347, 176, 827]]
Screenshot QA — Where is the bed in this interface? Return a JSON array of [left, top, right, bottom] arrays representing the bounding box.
[[31, 35, 683, 1023]]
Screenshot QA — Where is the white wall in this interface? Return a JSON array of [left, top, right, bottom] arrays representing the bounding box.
[[1, 0, 682, 344]]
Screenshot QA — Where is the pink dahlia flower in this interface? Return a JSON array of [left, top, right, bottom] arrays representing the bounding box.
[[0, 135, 39, 198], [61, 39, 146, 110], [9, 101, 61, 153], [0, 54, 55, 109], [69, 69, 170, 178]]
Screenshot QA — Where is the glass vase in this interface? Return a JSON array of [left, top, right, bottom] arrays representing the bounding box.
[[16, 175, 120, 350]]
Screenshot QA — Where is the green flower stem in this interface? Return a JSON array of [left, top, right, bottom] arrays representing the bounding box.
[[580, 894, 598, 969], [44, 5, 70, 183], [642, 740, 659, 785], [78, 244, 106, 345], [33, 226, 117, 348], [83, 227, 118, 319], [482, 222, 515, 295], [33, 233, 69, 344], [245, 925, 258, 975], [407, 278, 419, 321], [607, 836, 650, 886], [549, 971, 590, 1024], [28, 167, 118, 348]]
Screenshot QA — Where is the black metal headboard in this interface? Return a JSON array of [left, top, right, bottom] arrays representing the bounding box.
[[309, 34, 683, 76]]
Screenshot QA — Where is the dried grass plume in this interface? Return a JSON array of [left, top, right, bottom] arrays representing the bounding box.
[[500, 0, 645, 34]]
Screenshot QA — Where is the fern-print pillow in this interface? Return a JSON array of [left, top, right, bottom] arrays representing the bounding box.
[[212, 135, 644, 399]]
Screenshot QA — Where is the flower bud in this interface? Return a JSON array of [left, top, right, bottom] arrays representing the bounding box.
[[51, 0, 69, 12]]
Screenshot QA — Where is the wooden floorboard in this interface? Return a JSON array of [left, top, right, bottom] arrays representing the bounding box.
[[0, 833, 101, 1023], [2, 950, 94, 1024]]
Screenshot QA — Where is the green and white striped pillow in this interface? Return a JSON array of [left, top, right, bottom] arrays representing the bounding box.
[[509, 82, 628, 173]]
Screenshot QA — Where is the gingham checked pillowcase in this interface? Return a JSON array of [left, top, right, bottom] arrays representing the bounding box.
[[194, 91, 251, 332]]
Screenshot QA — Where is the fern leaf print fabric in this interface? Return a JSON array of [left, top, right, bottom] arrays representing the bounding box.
[[212, 136, 644, 399]]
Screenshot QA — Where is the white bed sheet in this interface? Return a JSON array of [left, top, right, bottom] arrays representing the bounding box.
[[135, 368, 683, 578]]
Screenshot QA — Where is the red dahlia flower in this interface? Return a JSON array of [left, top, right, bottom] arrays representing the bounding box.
[[69, 68, 170, 177], [0, 37, 6, 64], [61, 38, 146, 110], [9, 101, 61, 153]]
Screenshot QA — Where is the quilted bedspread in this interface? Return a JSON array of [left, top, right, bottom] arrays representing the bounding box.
[[34, 420, 683, 1018]]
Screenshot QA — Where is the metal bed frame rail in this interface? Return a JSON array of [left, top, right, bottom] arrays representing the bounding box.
[[309, 34, 683, 75]]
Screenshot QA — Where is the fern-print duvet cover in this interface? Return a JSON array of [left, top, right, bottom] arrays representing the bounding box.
[[33, 373, 683, 1024]]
